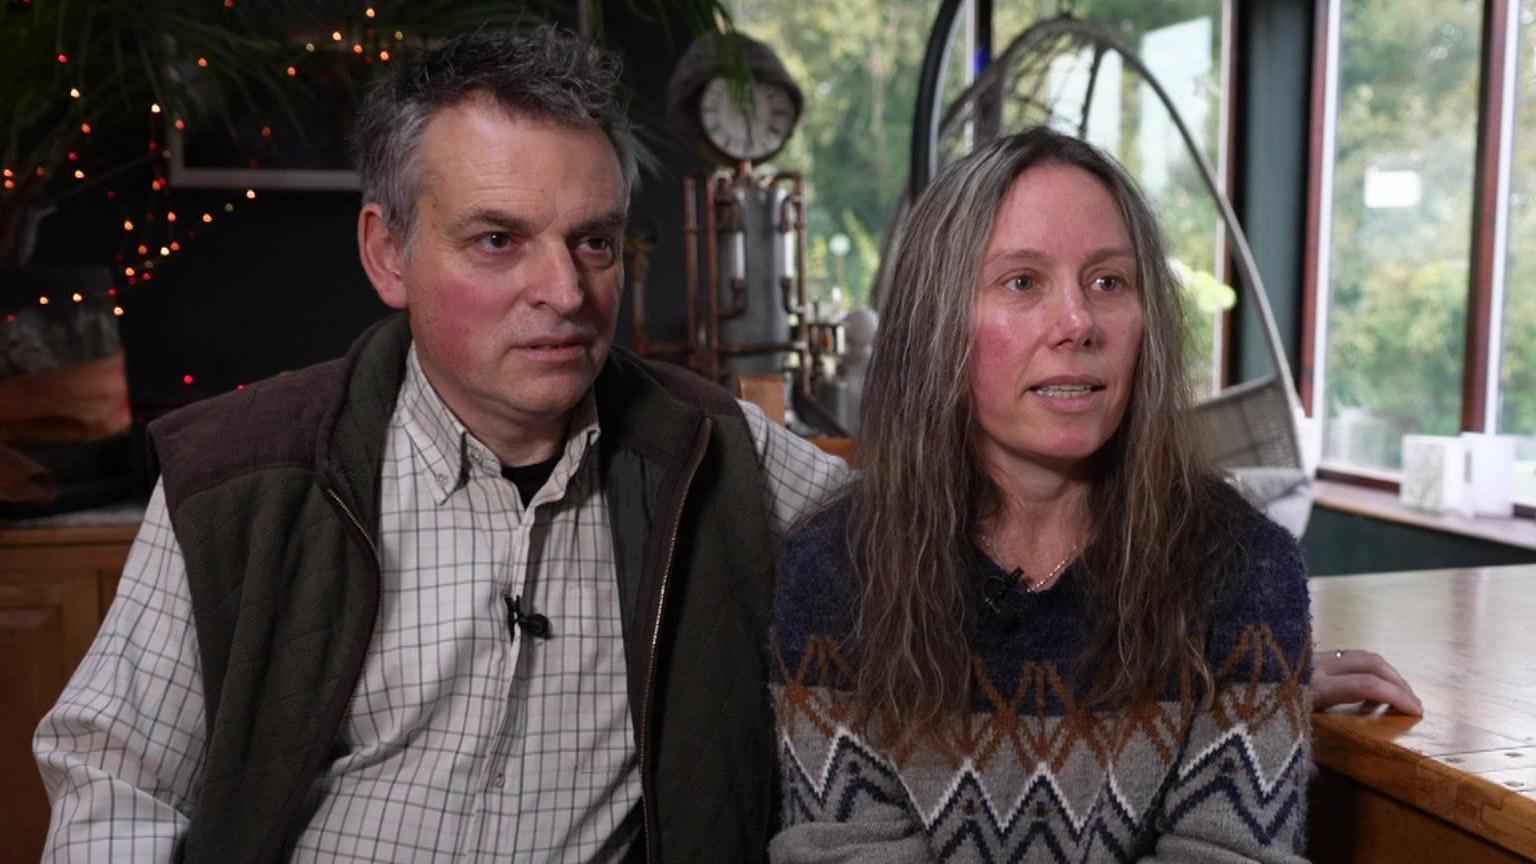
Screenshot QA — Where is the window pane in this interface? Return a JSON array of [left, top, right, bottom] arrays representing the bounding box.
[[1320, 0, 1482, 471], [1499, 1, 1536, 504]]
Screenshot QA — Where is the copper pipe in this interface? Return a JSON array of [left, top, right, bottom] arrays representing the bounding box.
[[701, 169, 735, 382], [767, 171, 811, 390], [626, 222, 658, 356], [682, 174, 700, 372], [717, 340, 805, 357], [701, 173, 718, 381], [637, 341, 692, 358], [714, 173, 748, 321]]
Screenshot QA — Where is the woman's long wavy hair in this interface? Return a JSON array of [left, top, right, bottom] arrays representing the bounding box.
[[849, 127, 1246, 737]]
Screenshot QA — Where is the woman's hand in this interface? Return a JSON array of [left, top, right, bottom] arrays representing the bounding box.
[[1312, 648, 1423, 715]]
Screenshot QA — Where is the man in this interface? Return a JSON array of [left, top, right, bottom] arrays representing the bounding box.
[[35, 26, 846, 863]]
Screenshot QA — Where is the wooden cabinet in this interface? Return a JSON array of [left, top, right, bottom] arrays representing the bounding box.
[[0, 523, 137, 864]]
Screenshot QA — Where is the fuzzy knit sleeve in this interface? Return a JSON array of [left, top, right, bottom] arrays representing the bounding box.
[[767, 501, 932, 864], [1144, 511, 1313, 863]]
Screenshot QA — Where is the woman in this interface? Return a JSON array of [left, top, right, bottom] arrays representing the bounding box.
[[770, 128, 1314, 862]]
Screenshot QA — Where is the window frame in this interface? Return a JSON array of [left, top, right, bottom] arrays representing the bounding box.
[[1300, 0, 1533, 517]]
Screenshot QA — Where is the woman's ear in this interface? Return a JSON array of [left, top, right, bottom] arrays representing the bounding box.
[[358, 202, 408, 309]]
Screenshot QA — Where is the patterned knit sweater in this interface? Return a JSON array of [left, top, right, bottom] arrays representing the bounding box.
[[769, 498, 1312, 863]]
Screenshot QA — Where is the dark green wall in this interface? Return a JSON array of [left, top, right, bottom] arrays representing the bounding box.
[[1234, 0, 1312, 382], [1302, 505, 1536, 575]]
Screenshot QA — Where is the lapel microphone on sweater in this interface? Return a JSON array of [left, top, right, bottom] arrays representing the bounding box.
[[505, 595, 552, 641]]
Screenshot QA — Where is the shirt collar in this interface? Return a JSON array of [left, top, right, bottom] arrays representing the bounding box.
[[398, 346, 602, 505]]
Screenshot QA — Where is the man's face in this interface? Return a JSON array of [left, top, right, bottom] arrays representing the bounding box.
[[366, 97, 627, 456]]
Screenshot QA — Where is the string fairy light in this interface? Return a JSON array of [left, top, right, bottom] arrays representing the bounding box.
[[49, 8, 419, 344]]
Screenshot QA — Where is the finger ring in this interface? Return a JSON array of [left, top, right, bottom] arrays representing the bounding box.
[[1334, 650, 1345, 659]]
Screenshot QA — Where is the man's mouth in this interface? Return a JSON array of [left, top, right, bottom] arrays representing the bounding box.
[[520, 339, 590, 360]]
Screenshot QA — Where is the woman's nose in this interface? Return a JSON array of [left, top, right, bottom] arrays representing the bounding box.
[[1051, 286, 1094, 347]]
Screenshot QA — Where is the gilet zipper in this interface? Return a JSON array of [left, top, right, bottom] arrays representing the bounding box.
[[638, 418, 712, 863]]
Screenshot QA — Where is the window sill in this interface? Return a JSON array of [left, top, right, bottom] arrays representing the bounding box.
[[1313, 479, 1536, 552]]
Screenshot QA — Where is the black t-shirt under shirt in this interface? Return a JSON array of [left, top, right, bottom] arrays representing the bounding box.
[[500, 454, 561, 507]]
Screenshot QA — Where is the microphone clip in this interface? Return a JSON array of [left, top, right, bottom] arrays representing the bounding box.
[[506, 595, 552, 641]]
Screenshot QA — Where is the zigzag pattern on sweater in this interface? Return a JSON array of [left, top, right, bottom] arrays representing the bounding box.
[[772, 622, 1310, 862], [1163, 730, 1310, 846]]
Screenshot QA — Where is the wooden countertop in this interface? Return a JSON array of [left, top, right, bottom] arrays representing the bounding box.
[[1310, 566, 1536, 858]]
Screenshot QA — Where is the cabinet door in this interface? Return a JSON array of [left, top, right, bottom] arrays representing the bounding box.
[[0, 540, 131, 864]]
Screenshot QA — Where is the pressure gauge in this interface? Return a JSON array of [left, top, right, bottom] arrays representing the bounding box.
[[667, 33, 805, 167], [697, 77, 799, 163]]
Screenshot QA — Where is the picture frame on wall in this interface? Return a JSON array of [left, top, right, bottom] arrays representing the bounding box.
[[166, 47, 363, 192]]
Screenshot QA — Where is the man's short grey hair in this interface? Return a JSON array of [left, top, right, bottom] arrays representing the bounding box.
[[351, 24, 639, 247]]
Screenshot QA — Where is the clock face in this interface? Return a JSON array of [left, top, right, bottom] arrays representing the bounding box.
[[698, 76, 798, 162]]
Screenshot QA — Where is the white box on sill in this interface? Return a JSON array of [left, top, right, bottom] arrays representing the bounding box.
[[1458, 432, 1516, 518], [1400, 435, 1466, 514]]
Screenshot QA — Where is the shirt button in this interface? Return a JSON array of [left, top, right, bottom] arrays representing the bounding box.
[[492, 772, 506, 788]]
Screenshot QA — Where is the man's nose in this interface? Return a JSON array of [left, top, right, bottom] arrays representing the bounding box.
[[527, 241, 584, 314]]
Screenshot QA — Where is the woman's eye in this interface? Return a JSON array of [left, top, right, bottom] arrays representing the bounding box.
[[1005, 274, 1035, 292], [1092, 275, 1125, 292]]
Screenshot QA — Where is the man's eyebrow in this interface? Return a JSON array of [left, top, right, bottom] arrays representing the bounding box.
[[445, 208, 534, 237], [573, 210, 628, 236], [443, 208, 628, 237]]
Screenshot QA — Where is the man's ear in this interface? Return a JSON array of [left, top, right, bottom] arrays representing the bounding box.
[[359, 202, 408, 309]]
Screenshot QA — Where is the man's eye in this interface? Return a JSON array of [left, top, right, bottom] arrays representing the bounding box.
[[477, 232, 512, 251], [578, 236, 618, 264]]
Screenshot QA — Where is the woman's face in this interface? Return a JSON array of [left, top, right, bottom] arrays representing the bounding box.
[[968, 163, 1145, 478]]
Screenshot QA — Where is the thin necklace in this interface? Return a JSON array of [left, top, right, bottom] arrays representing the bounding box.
[[979, 533, 1079, 593]]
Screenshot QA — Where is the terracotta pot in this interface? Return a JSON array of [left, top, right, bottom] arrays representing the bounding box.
[[0, 266, 141, 517]]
